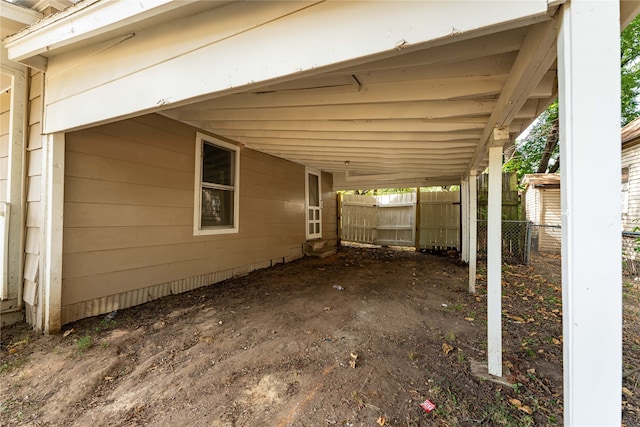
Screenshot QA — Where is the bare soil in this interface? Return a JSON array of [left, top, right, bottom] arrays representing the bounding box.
[[1, 244, 638, 426]]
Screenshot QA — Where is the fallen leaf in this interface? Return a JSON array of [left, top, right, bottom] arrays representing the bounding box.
[[350, 352, 359, 360], [509, 398, 522, 407], [519, 405, 533, 414], [349, 360, 357, 369], [505, 313, 525, 323], [527, 368, 536, 375], [323, 306, 332, 311], [552, 338, 561, 345], [377, 416, 386, 426], [63, 329, 75, 337], [464, 317, 474, 322], [623, 387, 634, 397], [442, 343, 454, 355]]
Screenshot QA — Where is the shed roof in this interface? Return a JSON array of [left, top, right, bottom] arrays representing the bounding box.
[[522, 173, 561, 189], [622, 115, 640, 147]]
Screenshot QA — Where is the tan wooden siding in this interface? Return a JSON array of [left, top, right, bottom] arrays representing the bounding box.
[[539, 189, 561, 253], [321, 171, 337, 245], [524, 187, 541, 224], [623, 144, 640, 231], [62, 114, 313, 323]]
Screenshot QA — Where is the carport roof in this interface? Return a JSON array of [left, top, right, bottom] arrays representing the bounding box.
[[4, 0, 639, 189]]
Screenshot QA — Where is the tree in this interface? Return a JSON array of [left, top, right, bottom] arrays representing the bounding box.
[[504, 14, 640, 180], [622, 15, 640, 126]]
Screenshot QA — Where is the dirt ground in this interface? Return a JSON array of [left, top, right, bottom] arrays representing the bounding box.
[[1, 244, 638, 426]]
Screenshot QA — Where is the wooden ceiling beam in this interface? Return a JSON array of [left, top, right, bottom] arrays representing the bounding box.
[[240, 139, 478, 150], [187, 118, 491, 133], [222, 129, 482, 143], [185, 75, 507, 110], [170, 100, 497, 122]]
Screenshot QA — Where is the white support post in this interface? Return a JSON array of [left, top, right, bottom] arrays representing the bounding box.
[[40, 133, 65, 334], [461, 178, 469, 263], [1, 68, 27, 303], [468, 171, 477, 294], [558, 3, 621, 425], [487, 128, 507, 378]]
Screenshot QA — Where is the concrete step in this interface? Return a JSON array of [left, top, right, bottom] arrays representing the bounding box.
[[304, 239, 337, 258]]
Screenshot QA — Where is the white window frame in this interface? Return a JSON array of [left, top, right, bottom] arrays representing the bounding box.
[[193, 132, 240, 236]]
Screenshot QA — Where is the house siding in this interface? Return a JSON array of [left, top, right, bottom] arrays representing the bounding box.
[[539, 188, 561, 253], [524, 186, 540, 224], [61, 114, 313, 324], [321, 171, 337, 246], [524, 185, 561, 254], [622, 143, 640, 231]]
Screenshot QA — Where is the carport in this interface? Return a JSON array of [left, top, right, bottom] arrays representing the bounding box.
[[3, 1, 634, 424]]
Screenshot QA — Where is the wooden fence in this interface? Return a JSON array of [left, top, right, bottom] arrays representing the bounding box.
[[417, 190, 460, 251], [340, 193, 416, 247], [477, 172, 521, 220]]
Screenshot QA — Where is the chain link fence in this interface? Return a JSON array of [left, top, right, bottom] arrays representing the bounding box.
[[623, 232, 640, 275], [477, 220, 531, 264], [475, 223, 640, 274], [529, 224, 562, 255]]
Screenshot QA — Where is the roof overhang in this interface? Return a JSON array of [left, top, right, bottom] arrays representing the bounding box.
[[3, 0, 637, 190]]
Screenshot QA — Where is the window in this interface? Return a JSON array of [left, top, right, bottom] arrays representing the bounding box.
[[194, 133, 239, 235]]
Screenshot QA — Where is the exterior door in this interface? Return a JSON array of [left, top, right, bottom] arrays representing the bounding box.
[[306, 169, 322, 239]]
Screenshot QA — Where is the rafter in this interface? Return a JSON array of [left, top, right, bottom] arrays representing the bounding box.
[[468, 19, 558, 172]]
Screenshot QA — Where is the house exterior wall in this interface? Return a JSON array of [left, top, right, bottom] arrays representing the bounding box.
[[524, 186, 561, 254], [539, 188, 561, 253], [524, 187, 541, 224], [321, 171, 337, 246], [622, 143, 640, 231], [60, 114, 316, 325]]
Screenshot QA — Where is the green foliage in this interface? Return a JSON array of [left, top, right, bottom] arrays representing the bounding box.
[[339, 188, 416, 195], [504, 102, 559, 182], [506, 15, 640, 179], [622, 15, 640, 125], [75, 335, 92, 353]]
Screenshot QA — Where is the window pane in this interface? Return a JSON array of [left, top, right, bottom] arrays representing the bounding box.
[[308, 174, 319, 207], [202, 142, 233, 186], [315, 223, 320, 233], [201, 188, 234, 227], [309, 223, 314, 235]]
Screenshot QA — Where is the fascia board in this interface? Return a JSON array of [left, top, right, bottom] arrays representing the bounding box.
[[4, 0, 198, 62], [0, 2, 42, 27]]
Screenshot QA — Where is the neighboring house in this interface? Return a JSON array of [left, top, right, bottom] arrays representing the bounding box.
[[621, 116, 640, 269], [522, 173, 561, 254], [622, 116, 640, 231], [0, 1, 634, 423]]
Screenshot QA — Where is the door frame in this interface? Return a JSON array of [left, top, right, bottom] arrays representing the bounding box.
[[305, 168, 322, 240]]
